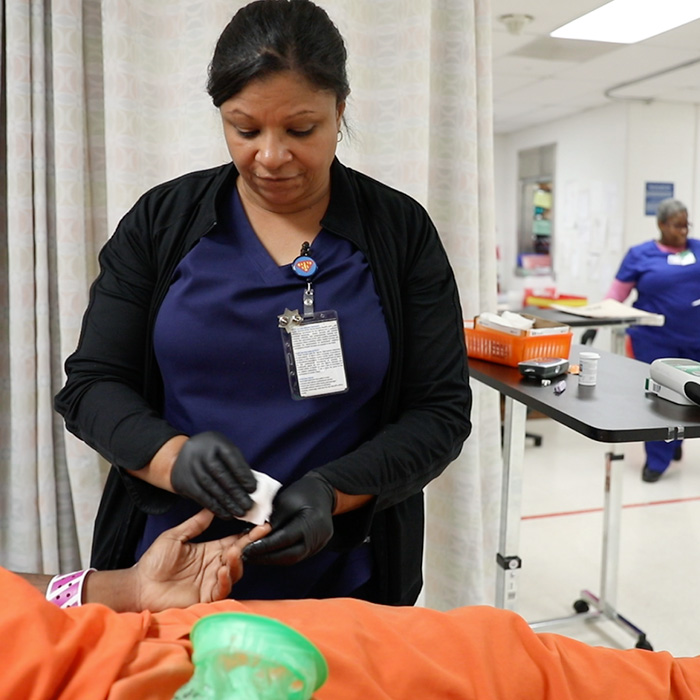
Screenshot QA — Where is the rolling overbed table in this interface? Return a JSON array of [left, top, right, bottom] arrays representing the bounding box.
[[470, 344, 700, 649], [518, 305, 661, 355]]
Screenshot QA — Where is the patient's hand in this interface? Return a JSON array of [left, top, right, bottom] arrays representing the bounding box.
[[85, 510, 269, 612]]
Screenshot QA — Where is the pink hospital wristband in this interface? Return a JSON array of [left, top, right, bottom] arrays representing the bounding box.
[[45, 568, 96, 608]]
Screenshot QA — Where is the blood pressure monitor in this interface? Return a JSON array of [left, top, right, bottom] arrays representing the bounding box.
[[517, 357, 569, 380]]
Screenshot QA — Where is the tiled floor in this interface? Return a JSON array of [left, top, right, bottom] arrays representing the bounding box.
[[516, 416, 700, 657]]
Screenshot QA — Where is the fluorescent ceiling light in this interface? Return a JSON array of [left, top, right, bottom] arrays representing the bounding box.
[[550, 0, 700, 44]]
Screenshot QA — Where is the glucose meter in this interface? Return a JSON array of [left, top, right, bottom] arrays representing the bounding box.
[[646, 358, 700, 406], [517, 357, 569, 380]]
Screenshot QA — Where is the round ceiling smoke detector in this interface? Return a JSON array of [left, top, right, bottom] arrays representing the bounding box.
[[498, 13, 534, 36]]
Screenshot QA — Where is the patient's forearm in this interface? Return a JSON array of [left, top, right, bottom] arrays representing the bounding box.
[[16, 573, 52, 594], [83, 569, 141, 612], [16, 569, 140, 611]]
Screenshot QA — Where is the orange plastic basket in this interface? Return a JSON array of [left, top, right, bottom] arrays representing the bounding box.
[[464, 325, 572, 367]]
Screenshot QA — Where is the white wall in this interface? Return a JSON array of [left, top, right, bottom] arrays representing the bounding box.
[[495, 100, 700, 311], [624, 101, 700, 248], [495, 101, 627, 306]]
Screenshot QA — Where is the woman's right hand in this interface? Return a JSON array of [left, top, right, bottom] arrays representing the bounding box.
[[170, 431, 258, 520]]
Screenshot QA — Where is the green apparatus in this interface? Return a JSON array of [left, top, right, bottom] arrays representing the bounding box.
[[173, 612, 328, 700]]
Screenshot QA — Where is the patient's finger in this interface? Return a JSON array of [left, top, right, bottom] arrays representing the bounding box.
[[211, 565, 234, 602], [226, 524, 271, 566], [244, 523, 272, 545], [243, 524, 296, 558], [168, 509, 216, 543]]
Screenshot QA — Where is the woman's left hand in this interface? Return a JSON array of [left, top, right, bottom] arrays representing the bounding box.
[[243, 472, 336, 566]]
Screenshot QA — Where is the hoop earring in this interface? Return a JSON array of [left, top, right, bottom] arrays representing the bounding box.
[[337, 130, 344, 143]]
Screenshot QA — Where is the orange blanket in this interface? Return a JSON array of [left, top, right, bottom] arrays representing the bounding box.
[[3, 567, 699, 700]]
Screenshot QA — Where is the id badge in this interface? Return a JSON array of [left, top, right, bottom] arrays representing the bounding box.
[[668, 250, 697, 265], [279, 309, 348, 400]]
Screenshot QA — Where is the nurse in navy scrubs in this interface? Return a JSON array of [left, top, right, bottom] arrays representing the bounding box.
[[606, 198, 700, 482], [55, 0, 471, 605]]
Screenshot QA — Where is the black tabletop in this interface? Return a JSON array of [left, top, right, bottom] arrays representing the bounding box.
[[468, 345, 700, 443], [519, 306, 641, 328]]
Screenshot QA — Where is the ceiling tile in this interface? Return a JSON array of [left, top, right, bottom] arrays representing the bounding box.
[[496, 77, 602, 105], [490, 0, 700, 133], [643, 18, 700, 50], [493, 54, 577, 79], [512, 36, 619, 62]]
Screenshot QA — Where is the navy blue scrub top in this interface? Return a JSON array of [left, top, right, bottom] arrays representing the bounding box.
[[136, 186, 391, 599], [616, 239, 700, 345]]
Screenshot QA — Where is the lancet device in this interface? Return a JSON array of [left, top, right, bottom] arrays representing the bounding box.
[[646, 358, 700, 406]]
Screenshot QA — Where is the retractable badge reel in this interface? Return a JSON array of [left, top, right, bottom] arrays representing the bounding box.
[[278, 242, 348, 400]]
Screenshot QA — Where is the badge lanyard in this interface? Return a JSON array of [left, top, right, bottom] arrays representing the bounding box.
[[278, 241, 348, 400], [292, 241, 317, 317]]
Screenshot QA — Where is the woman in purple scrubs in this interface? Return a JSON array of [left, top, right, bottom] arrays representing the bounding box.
[[606, 198, 700, 481]]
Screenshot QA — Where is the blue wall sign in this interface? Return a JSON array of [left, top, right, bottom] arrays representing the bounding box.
[[645, 182, 674, 216]]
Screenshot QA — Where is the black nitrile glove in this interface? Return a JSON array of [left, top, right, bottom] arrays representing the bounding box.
[[243, 472, 336, 566], [170, 431, 257, 520]]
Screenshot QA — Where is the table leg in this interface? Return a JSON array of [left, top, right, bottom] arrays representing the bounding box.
[[528, 445, 653, 649], [495, 395, 527, 609], [599, 448, 624, 611], [611, 327, 626, 355]]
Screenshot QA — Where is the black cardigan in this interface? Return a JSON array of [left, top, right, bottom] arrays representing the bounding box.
[[55, 158, 472, 605]]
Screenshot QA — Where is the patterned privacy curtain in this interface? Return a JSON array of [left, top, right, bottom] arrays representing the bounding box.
[[1, 1, 107, 573], [0, 0, 500, 606], [332, 0, 501, 607]]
